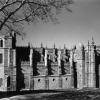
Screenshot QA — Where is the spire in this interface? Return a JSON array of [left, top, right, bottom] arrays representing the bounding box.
[[59, 46, 61, 50], [41, 42, 43, 48], [63, 44, 66, 55], [87, 40, 90, 51], [64, 44, 66, 49], [30, 43, 33, 48], [88, 40, 90, 48], [28, 42, 30, 48], [88, 40, 89, 46], [46, 45, 47, 49], [91, 36, 95, 45], [53, 43, 55, 49]]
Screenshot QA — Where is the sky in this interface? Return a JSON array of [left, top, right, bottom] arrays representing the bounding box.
[[17, 0, 100, 49]]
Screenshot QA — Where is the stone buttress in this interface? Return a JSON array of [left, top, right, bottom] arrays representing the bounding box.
[[73, 43, 85, 89]]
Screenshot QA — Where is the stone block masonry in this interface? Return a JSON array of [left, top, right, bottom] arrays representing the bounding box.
[[0, 34, 100, 91]]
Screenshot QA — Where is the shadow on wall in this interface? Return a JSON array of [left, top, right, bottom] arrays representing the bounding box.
[[32, 49, 54, 76], [61, 60, 66, 75], [73, 62, 77, 88], [95, 52, 100, 88], [33, 49, 41, 76], [16, 47, 30, 91], [47, 59, 53, 75]]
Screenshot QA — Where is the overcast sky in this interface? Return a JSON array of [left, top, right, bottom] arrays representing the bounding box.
[[17, 0, 100, 49]]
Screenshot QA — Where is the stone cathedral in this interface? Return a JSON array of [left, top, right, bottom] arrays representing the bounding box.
[[0, 33, 100, 91]]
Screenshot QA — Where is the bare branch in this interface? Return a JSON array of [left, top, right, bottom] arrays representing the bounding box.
[[10, 13, 32, 23], [0, 1, 25, 30], [5, 0, 10, 4], [0, 0, 73, 36], [0, 1, 19, 12]]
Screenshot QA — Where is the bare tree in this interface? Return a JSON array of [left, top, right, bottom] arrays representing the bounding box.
[[0, 0, 73, 36]]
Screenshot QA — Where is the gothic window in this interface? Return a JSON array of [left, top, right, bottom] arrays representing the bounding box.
[[0, 39, 3, 47], [0, 54, 3, 64]]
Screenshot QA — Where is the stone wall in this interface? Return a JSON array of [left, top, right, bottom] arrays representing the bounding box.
[[32, 75, 72, 90]]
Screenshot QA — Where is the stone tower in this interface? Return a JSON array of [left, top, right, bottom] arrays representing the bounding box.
[[0, 32, 16, 91], [88, 38, 96, 87], [84, 41, 89, 87], [74, 43, 85, 89]]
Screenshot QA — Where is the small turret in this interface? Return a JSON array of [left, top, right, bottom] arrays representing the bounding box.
[[28, 42, 30, 48], [53, 43, 56, 49], [41, 42, 43, 48], [53, 43, 56, 55], [88, 40, 90, 50], [91, 36, 95, 46], [46, 45, 47, 49], [64, 44, 66, 49], [63, 44, 66, 55]]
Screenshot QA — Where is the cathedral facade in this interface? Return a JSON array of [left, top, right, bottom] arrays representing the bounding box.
[[0, 33, 100, 91]]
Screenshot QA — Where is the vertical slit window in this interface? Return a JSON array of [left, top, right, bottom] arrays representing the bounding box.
[[0, 78, 3, 87], [7, 76, 10, 87], [1, 40, 3, 47], [0, 40, 3, 47], [0, 54, 3, 64]]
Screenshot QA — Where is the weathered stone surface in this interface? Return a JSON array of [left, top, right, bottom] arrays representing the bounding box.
[[0, 34, 100, 92], [33, 76, 46, 90]]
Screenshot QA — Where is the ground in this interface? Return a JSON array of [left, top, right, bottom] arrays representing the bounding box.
[[1, 88, 100, 100]]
